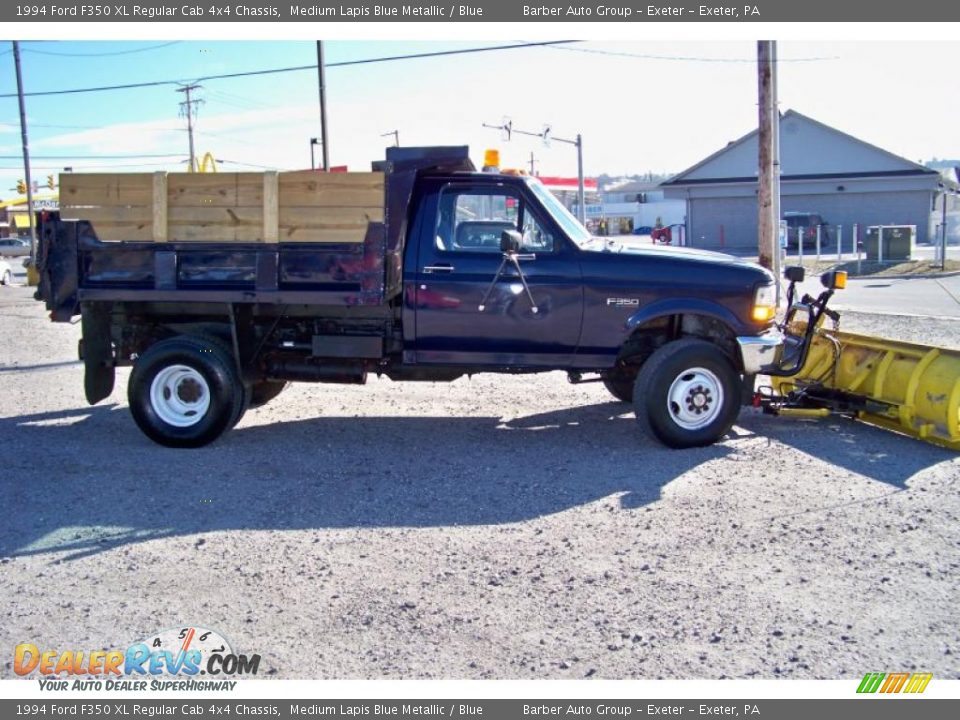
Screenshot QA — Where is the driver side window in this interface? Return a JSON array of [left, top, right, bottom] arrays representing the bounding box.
[[435, 188, 554, 253]]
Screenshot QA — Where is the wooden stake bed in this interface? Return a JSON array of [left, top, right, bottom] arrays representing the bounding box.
[[58, 171, 385, 243]]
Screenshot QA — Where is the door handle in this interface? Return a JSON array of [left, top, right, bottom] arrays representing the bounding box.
[[423, 264, 454, 274]]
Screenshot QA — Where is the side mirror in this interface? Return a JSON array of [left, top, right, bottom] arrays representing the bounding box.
[[784, 266, 805, 283], [820, 270, 847, 290], [500, 229, 522, 253]]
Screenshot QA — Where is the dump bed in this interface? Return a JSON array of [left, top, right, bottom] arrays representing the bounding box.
[[36, 146, 475, 321]]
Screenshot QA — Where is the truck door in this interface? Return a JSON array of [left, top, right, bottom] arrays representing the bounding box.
[[410, 181, 583, 366]]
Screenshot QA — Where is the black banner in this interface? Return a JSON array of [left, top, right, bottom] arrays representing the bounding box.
[[4, 0, 960, 23], [1, 700, 959, 719]]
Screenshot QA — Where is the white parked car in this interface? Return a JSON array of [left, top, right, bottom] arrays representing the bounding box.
[[0, 257, 14, 286], [0, 237, 31, 258]]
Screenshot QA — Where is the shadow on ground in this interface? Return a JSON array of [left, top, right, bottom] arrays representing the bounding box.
[[0, 399, 952, 561]]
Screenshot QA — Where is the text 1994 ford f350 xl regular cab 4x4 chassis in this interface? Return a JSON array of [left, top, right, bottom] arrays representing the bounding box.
[[34, 146, 787, 449]]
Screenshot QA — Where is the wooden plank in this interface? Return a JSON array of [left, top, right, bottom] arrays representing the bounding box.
[[59, 173, 154, 206], [278, 206, 383, 227], [84, 223, 155, 242], [152, 172, 168, 243], [168, 205, 264, 242], [277, 207, 379, 243], [263, 172, 279, 243], [279, 187, 384, 208], [167, 173, 264, 207], [167, 206, 264, 226], [280, 171, 385, 186], [279, 172, 384, 207], [60, 205, 154, 224], [167, 224, 266, 243]]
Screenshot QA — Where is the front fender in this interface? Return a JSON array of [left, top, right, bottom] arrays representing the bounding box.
[[625, 297, 749, 336]]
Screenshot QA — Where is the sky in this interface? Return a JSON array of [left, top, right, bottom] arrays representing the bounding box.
[[1, 39, 959, 199]]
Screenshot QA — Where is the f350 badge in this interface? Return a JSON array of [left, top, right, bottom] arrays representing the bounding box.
[[606, 298, 640, 307]]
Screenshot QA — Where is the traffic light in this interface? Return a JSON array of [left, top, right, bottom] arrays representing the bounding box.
[[47, 174, 55, 190], [16, 179, 26, 194]]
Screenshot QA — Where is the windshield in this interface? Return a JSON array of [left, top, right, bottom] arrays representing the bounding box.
[[525, 178, 593, 247]]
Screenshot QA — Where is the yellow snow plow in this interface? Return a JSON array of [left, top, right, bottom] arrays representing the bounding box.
[[757, 267, 960, 451]]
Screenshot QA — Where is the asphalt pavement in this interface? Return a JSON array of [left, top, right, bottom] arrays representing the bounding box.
[[1, 281, 958, 681], [795, 272, 960, 319]]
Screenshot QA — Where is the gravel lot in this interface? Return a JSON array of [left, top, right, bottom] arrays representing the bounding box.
[[1, 283, 958, 680]]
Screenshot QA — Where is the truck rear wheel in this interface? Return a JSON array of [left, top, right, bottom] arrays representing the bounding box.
[[128, 336, 245, 448], [633, 338, 740, 449]]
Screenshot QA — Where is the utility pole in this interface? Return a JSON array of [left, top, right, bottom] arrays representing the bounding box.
[[177, 84, 203, 172], [770, 41, 782, 301], [528, 152, 536, 175], [317, 41, 330, 171], [941, 185, 951, 270], [12, 41, 37, 269], [757, 41, 775, 271], [574, 133, 584, 224], [483, 120, 586, 223], [381, 130, 400, 147]]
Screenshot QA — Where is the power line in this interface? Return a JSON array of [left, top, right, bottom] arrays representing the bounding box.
[[0, 160, 181, 170], [0, 78, 179, 98], [217, 158, 284, 170], [203, 88, 272, 111], [1, 121, 183, 130], [0, 41, 579, 99], [545, 44, 839, 63], [0, 153, 185, 159], [20, 41, 183, 58]]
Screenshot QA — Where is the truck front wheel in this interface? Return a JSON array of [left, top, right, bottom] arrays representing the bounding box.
[[633, 339, 740, 449], [128, 336, 245, 448]]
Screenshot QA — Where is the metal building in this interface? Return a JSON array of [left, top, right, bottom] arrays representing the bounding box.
[[661, 110, 942, 250]]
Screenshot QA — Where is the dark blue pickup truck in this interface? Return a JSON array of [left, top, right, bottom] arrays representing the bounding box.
[[35, 146, 782, 449]]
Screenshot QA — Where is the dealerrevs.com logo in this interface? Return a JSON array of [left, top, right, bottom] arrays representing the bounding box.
[[857, 672, 933, 694], [14, 626, 261, 691]]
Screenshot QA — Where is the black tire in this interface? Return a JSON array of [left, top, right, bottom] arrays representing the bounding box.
[[248, 380, 288, 409], [1, 270, 11, 286], [128, 335, 245, 448], [633, 338, 740, 449], [601, 368, 636, 403]]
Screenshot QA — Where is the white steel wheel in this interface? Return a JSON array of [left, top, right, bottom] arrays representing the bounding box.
[[666, 366, 724, 430], [1, 270, 11, 286], [633, 338, 740, 449], [148, 364, 211, 428]]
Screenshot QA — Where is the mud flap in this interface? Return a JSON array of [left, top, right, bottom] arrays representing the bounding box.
[[81, 304, 115, 405]]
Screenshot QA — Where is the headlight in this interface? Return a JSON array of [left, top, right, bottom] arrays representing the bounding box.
[[751, 283, 777, 322]]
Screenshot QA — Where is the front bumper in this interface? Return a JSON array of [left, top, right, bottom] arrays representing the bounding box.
[[736, 329, 784, 375]]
